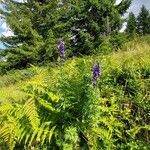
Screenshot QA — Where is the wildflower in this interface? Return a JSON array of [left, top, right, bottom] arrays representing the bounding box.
[[92, 63, 101, 87], [58, 40, 65, 58]]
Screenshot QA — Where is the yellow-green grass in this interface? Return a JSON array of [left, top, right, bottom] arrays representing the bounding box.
[[0, 85, 25, 103], [0, 67, 48, 102]]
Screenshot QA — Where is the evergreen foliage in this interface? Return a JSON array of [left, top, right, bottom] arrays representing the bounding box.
[[126, 12, 136, 37], [0, 0, 64, 69], [67, 0, 131, 55], [137, 5, 150, 35], [0, 0, 131, 69]]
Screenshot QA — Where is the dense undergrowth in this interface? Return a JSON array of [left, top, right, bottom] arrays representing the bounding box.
[[0, 37, 150, 149]]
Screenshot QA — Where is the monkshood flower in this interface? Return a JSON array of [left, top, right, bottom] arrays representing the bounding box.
[[92, 63, 101, 87], [58, 40, 65, 58]]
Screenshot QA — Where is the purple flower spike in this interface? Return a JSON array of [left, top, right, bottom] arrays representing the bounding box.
[[58, 40, 65, 58], [92, 63, 101, 87]]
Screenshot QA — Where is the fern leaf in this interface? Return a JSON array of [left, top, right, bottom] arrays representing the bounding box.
[[38, 98, 57, 112], [48, 126, 56, 143], [128, 125, 150, 137], [23, 97, 40, 129]]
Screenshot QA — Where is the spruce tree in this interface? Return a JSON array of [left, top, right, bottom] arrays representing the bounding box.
[[137, 5, 150, 35], [0, 0, 64, 69], [66, 0, 131, 55], [126, 12, 136, 37], [0, 0, 131, 70]]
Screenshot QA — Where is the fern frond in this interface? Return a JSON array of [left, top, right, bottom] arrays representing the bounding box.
[[25, 130, 33, 145], [48, 126, 56, 143], [0, 122, 17, 150], [23, 97, 40, 129], [38, 98, 57, 112], [0, 103, 14, 117], [0, 125, 10, 143], [128, 125, 150, 138], [27, 122, 56, 146], [92, 127, 110, 140]]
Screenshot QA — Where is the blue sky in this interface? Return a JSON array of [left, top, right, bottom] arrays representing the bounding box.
[[128, 0, 150, 16], [0, 0, 150, 48], [0, 42, 4, 48]]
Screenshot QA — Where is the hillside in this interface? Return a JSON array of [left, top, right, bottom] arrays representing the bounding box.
[[0, 36, 150, 102], [0, 36, 150, 149]]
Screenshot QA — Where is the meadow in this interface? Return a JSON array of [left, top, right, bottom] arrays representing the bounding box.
[[0, 36, 150, 149]]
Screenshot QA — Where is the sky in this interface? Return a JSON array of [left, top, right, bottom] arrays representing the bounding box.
[[0, 0, 150, 48], [128, 0, 150, 16]]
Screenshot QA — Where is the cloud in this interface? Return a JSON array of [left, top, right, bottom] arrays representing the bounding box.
[[120, 22, 127, 32], [0, 22, 7, 30], [0, 21, 11, 37], [0, 22, 14, 37], [14, 0, 26, 2], [115, 0, 122, 5], [1, 30, 14, 37]]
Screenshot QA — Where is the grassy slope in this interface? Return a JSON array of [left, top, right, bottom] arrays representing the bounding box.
[[0, 36, 150, 103], [0, 67, 48, 102]]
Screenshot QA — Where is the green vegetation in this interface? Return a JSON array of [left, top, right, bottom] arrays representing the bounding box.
[[0, 0, 150, 149], [0, 0, 131, 70], [126, 5, 150, 36], [137, 5, 150, 35], [0, 37, 150, 149], [126, 12, 136, 37]]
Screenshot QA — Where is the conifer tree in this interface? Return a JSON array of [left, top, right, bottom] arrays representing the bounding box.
[[67, 0, 131, 55], [137, 5, 150, 35], [0, 0, 131, 69], [0, 0, 64, 69], [126, 12, 136, 37]]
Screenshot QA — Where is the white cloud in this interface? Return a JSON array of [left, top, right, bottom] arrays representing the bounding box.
[[14, 0, 26, 2], [1, 22, 7, 30], [0, 22, 14, 37], [120, 22, 127, 33], [0, 19, 14, 37], [115, 0, 122, 5], [0, 21, 13, 37], [2, 30, 14, 37]]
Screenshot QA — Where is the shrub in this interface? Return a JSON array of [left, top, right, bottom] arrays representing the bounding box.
[[0, 68, 37, 87], [110, 33, 128, 50], [94, 36, 113, 55]]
